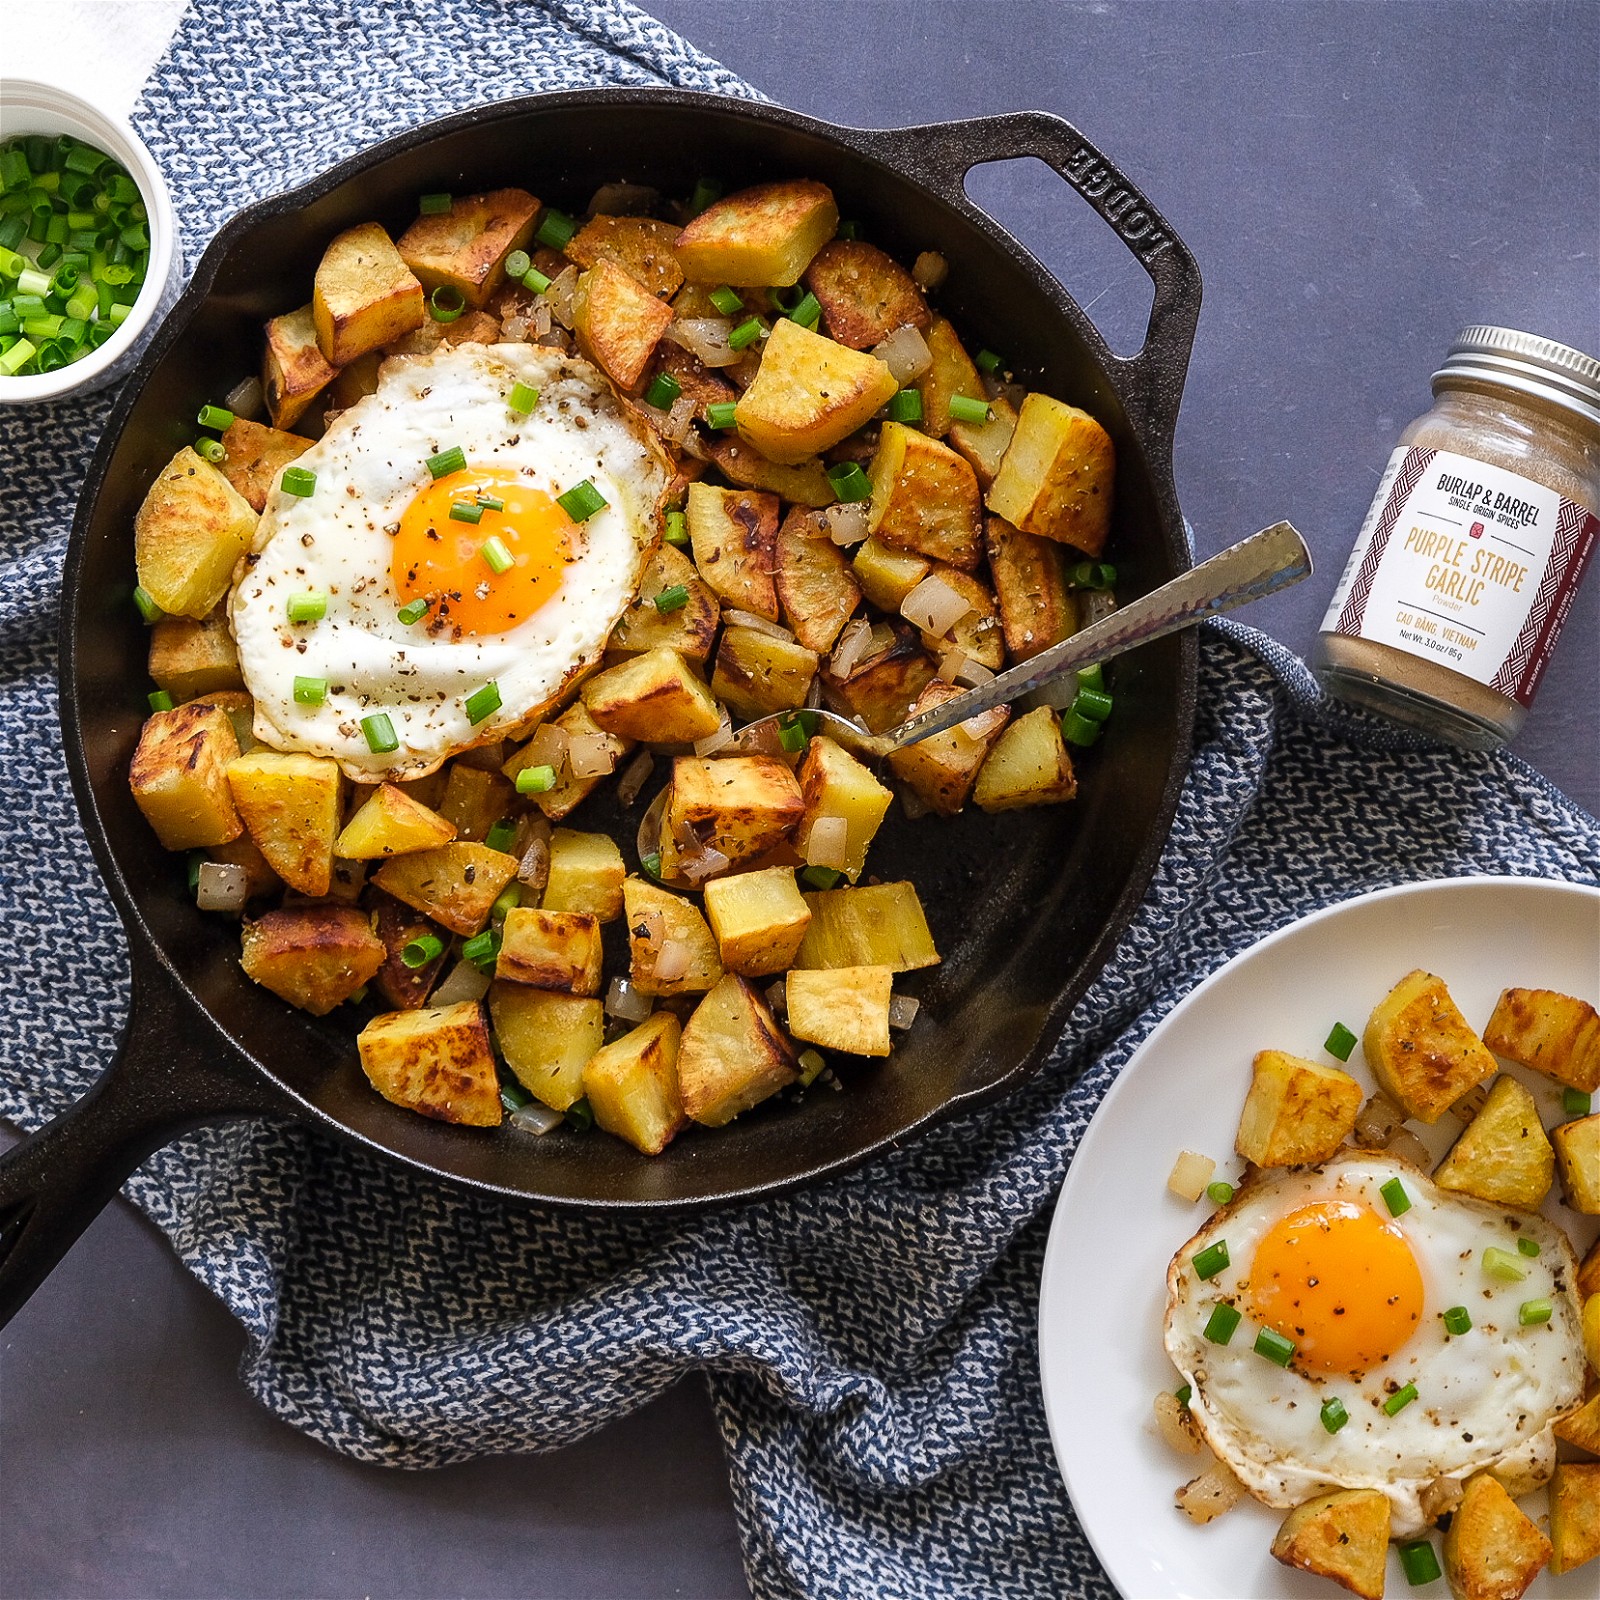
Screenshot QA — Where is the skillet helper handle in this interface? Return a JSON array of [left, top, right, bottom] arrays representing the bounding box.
[[860, 109, 1202, 453], [0, 941, 291, 1329]]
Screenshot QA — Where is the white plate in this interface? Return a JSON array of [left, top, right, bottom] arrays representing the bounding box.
[[1039, 875, 1600, 1600]]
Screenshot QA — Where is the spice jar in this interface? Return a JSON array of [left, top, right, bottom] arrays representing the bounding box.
[[1314, 326, 1600, 748]]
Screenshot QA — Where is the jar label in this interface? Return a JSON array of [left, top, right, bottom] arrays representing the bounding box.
[[1323, 445, 1598, 707]]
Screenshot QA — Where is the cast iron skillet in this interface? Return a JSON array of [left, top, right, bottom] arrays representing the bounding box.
[[0, 90, 1201, 1326]]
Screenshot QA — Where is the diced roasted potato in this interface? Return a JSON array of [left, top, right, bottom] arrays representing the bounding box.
[[1269, 1489, 1390, 1600], [496, 907, 603, 995], [1433, 1074, 1555, 1210], [985, 514, 1079, 661], [795, 735, 891, 882], [703, 867, 812, 976], [851, 537, 930, 613], [698, 435, 835, 508], [625, 876, 724, 997], [1555, 1390, 1600, 1457], [129, 701, 243, 850], [581, 646, 724, 744], [795, 882, 940, 972], [867, 421, 985, 571], [988, 391, 1117, 557], [920, 315, 984, 439], [667, 755, 805, 867], [1552, 1113, 1600, 1214], [1586, 1289, 1600, 1375], [1443, 1473, 1553, 1600], [674, 179, 838, 288], [734, 318, 898, 465], [503, 700, 634, 822], [437, 764, 515, 844], [372, 841, 519, 936], [395, 187, 539, 308], [134, 446, 257, 619], [1484, 988, 1600, 1093], [915, 564, 1004, 669], [787, 964, 893, 1057], [1235, 1050, 1363, 1167], [775, 508, 861, 652], [312, 221, 426, 366], [218, 417, 313, 513], [711, 626, 819, 720], [542, 829, 626, 922], [1550, 1460, 1600, 1575], [609, 543, 720, 663], [686, 481, 781, 620], [263, 304, 337, 429], [886, 680, 1009, 815], [973, 705, 1078, 812], [335, 782, 456, 858], [1364, 970, 1500, 1123], [573, 259, 676, 391], [240, 903, 385, 1016], [823, 622, 938, 733], [802, 239, 929, 350], [949, 392, 1020, 489], [566, 213, 684, 299], [225, 749, 342, 897], [357, 1000, 501, 1126], [368, 891, 447, 1010], [489, 983, 603, 1112], [1581, 1237, 1600, 1300], [678, 973, 798, 1126], [583, 1010, 686, 1155], [147, 605, 243, 702]]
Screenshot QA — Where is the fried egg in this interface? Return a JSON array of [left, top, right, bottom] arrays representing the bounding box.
[[1164, 1153, 1585, 1536], [231, 343, 671, 779]]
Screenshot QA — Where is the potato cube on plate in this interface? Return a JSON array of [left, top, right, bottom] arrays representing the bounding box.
[[625, 877, 723, 997], [581, 647, 724, 744], [263, 304, 337, 430], [369, 892, 448, 1010], [918, 315, 983, 439], [129, 701, 243, 851], [335, 783, 457, 859], [437, 763, 515, 844], [1549, 1460, 1600, 1575], [786, 964, 893, 1057], [1554, 1391, 1600, 1457], [686, 481, 781, 620], [949, 392, 1020, 489], [1484, 987, 1600, 1093], [867, 421, 985, 572], [609, 543, 720, 663], [225, 749, 342, 898], [372, 841, 518, 936], [1363, 969, 1498, 1123], [1433, 1073, 1554, 1210], [312, 221, 425, 366], [678, 973, 798, 1126], [775, 507, 860, 653], [357, 1000, 501, 1127], [1235, 1050, 1363, 1168], [700, 434, 835, 508], [1269, 1488, 1390, 1600], [822, 623, 937, 734], [986, 391, 1116, 557], [673, 178, 838, 287], [1552, 1113, 1600, 1214], [241, 903, 385, 1017], [495, 907, 603, 996], [489, 983, 603, 1112], [974, 705, 1078, 813], [984, 514, 1078, 662], [582, 1011, 686, 1155], [566, 214, 684, 300], [147, 605, 243, 702], [851, 537, 930, 613], [134, 446, 258, 620], [218, 416, 313, 513], [396, 187, 539, 308], [541, 829, 626, 922], [801, 239, 929, 350], [667, 755, 805, 868], [704, 867, 811, 977], [710, 626, 819, 721], [886, 680, 1009, 816], [573, 259, 675, 391], [794, 736, 890, 883], [794, 883, 939, 973], [503, 701, 633, 823]]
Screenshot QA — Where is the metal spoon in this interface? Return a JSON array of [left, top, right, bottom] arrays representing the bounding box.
[[638, 520, 1312, 878]]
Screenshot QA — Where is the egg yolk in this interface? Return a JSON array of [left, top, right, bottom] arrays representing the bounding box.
[[1247, 1199, 1424, 1374], [392, 466, 575, 635]]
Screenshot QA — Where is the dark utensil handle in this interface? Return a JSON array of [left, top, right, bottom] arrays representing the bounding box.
[[0, 941, 291, 1328], [861, 109, 1202, 452]]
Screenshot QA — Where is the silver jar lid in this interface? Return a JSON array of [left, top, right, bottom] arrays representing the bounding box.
[[1433, 325, 1600, 429]]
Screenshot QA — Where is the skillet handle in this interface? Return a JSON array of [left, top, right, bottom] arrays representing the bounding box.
[[859, 110, 1202, 453], [0, 940, 292, 1328]]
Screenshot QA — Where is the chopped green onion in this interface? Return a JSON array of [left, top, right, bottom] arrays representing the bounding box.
[[827, 461, 872, 503], [507, 382, 539, 415], [397, 598, 429, 625], [886, 388, 923, 423], [522, 265, 552, 295], [1061, 707, 1103, 748], [836, 220, 860, 241], [0, 338, 36, 375], [419, 192, 452, 215], [1517, 1235, 1541, 1258], [515, 764, 557, 795], [1320, 1397, 1349, 1433], [361, 713, 399, 753], [948, 393, 991, 426], [1519, 1297, 1553, 1326], [1068, 560, 1117, 590], [401, 934, 444, 969], [663, 510, 689, 546], [705, 400, 739, 430], [1254, 1327, 1295, 1367], [196, 404, 234, 431], [504, 250, 531, 280], [462, 928, 501, 968], [777, 719, 808, 754], [281, 465, 317, 498], [1483, 1246, 1527, 1282], [557, 479, 608, 521], [1205, 1180, 1235, 1206], [1072, 685, 1114, 724], [484, 818, 518, 854], [797, 1048, 827, 1088], [1174, 1383, 1192, 1407], [654, 584, 689, 614], [801, 865, 845, 891], [15, 265, 51, 298], [491, 883, 520, 922], [465, 682, 502, 725], [477, 493, 505, 511], [147, 689, 174, 713], [728, 316, 765, 351], [426, 445, 467, 479], [1202, 1304, 1241, 1345], [1381, 1177, 1411, 1217], [133, 585, 162, 624], [429, 284, 465, 323], [787, 291, 822, 331], [688, 178, 723, 216], [1191, 1240, 1230, 1281], [449, 500, 484, 525], [975, 348, 1002, 374], [195, 437, 227, 464], [286, 590, 327, 623], [500, 1081, 532, 1113], [1324, 1022, 1357, 1061], [1383, 1383, 1418, 1416], [186, 851, 204, 892], [293, 676, 327, 705], [639, 850, 662, 879], [1564, 1087, 1592, 1116], [535, 209, 578, 250], [1398, 1540, 1441, 1586], [708, 285, 743, 316], [1443, 1305, 1472, 1335], [565, 1097, 594, 1133], [643, 371, 683, 410]]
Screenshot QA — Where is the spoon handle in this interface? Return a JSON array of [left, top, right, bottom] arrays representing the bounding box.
[[877, 521, 1313, 751]]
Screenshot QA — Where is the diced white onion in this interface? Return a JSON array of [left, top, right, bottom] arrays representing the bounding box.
[[429, 958, 491, 1006], [502, 314, 530, 342], [510, 1101, 566, 1136], [1166, 1149, 1216, 1203], [1383, 1128, 1432, 1169], [693, 711, 735, 757], [902, 574, 973, 636], [804, 815, 848, 870], [871, 323, 933, 385], [830, 617, 875, 680], [545, 266, 579, 329], [1153, 1391, 1202, 1457], [936, 650, 967, 684], [530, 301, 553, 339], [1176, 1461, 1244, 1525], [663, 393, 697, 445], [567, 733, 616, 778], [654, 938, 691, 983], [525, 723, 570, 771], [517, 825, 551, 894], [667, 316, 740, 367], [954, 657, 995, 688], [1353, 1091, 1404, 1150], [887, 994, 920, 1031], [911, 251, 948, 291], [723, 609, 796, 642], [617, 750, 655, 808], [679, 844, 731, 884], [823, 501, 871, 547], [223, 375, 264, 421], [605, 976, 655, 1023], [195, 861, 248, 913]]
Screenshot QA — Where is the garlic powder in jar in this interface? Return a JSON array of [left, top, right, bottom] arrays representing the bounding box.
[[1314, 327, 1600, 748]]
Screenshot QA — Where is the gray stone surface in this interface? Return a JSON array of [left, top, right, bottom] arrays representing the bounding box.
[[5, 4, 1596, 1598]]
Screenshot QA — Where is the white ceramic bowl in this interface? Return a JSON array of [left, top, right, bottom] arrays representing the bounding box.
[[0, 78, 182, 403]]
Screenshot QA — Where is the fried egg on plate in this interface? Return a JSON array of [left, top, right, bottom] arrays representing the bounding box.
[[231, 343, 671, 779], [1164, 1153, 1584, 1537]]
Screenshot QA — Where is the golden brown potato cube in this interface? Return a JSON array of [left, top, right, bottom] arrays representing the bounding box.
[[1433, 1074, 1555, 1210], [823, 623, 938, 734], [920, 315, 984, 439], [674, 178, 838, 288], [1554, 1392, 1600, 1458], [609, 543, 720, 663], [786, 964, 893, 1057], [915, 564, 1004, 669], [867, 421, 985, 572], [263, 303, 337, 429], [667, 755, 806, 868], [985, 514, 1080, 661], [218, 417, 313, 513], [372, 841, 518, 936], [624, 877, 723, 997], [335, 782, 456, 858], [1552, 1114, 1600, 1214], [581, 646, 723, 744], [205, 834, 280, 902], [396, 187, 539, 308], [437, 763, 515, 844], [1585, 1289, 1600, 1375], [1550, 1460, 1600, 1575], [711, 626, 819, 721], [503, 701, 634, 822], [686, 481, 781, 620], [129, 701, 243, 850], [1484, 988, 1600, 1093], [357, 1000, 501, 1126], [1442, 1472, 1552, 1600], [794, 882, 940, 972], [802, 239, 930, 350], [573, 258, 676, 391], [698, 435, 835, 508], [542, 829, 626, 921], [734, 317, 898, 465], [852, 537, 931, 613], [489, 983, 603, 1112], [240, 903, 385, 1016], [312, 221, 425, 366], [496, 907, 603, 996], [566, 214, 684, 299], [973, 705, 1079, 812], [368, 891, 448, 1010], [1364, 969, 1500, 1123], [583, 1011, 686, 1155], [1235, 1050, 1363, 1167], [1581, 1238, 1600, 1300], [704, 867, 812, 977], [1269, 1489, 1390, 1600], [134, 446, 257, 619], [886, 680, 1009, 816], [949, 392, 1020, 489], [677, 974, 798, 1126], [775, 507, 860, 653], [225, 749, 342, 897], [795, 735, 890, 882], [147, 605, 243, 702], [987, 391, 1117, 557]]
